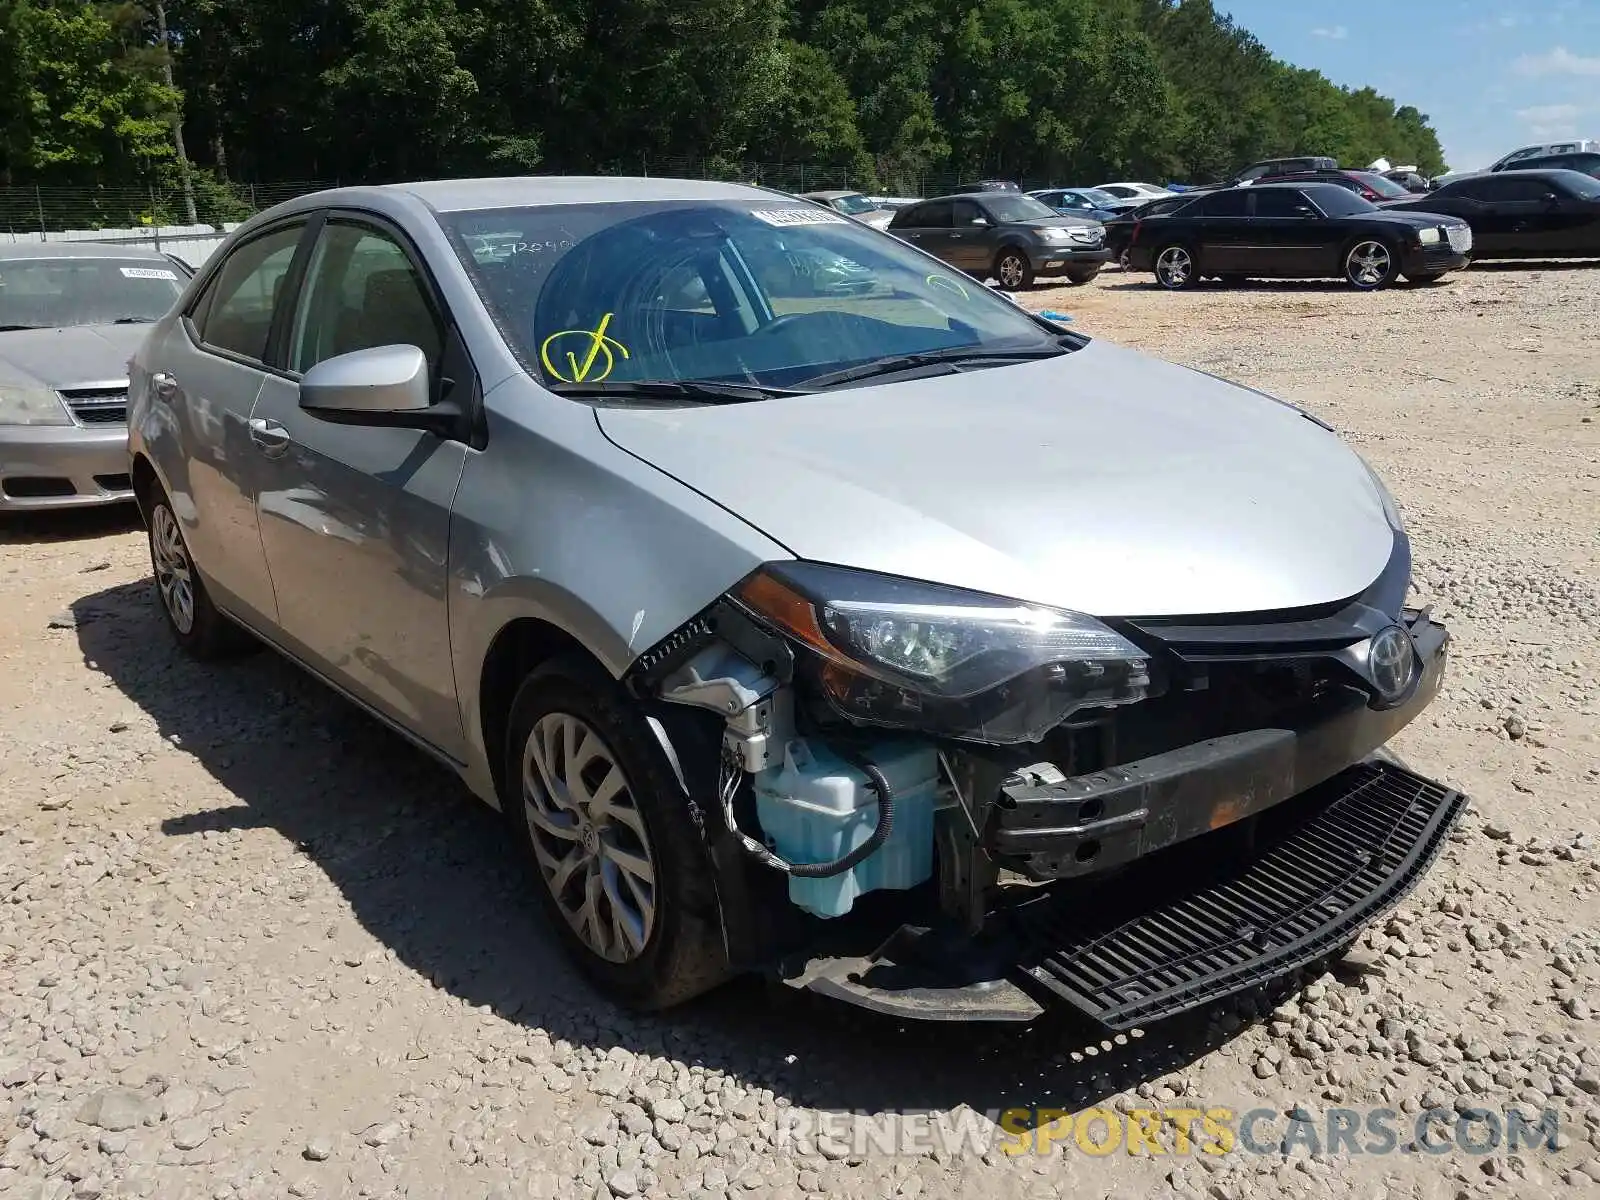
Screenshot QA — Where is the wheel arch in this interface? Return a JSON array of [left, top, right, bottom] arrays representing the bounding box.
[[476, 615, 609, 810]]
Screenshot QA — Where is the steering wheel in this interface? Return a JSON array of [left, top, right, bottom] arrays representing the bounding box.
[[756, 312, 822, 336]]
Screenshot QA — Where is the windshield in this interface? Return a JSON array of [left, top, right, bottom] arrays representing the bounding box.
[[444, 201, 1064, 393], [1353, 172, 1410, 198], [828, 194, 878, 216], [1551, 169, 1600, 199], [1078, 189, 1120, 207], [1310, 188, 1378, 217], [0, 257, 184, 330], [979, 194, 1059, 223]]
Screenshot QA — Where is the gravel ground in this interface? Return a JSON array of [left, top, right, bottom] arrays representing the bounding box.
[[2, 262, 1598, 1200]]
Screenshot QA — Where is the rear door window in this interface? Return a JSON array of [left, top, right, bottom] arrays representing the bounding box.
[[1198, 190, 1249, 217], [193, 223, 306, 362]]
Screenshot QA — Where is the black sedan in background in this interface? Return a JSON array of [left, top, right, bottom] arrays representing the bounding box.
[[1125, 182, 1472, 290], [888, 192, 1109, 287], [1102, 193, 1197, 266], [1382, 169, 1600, 259]]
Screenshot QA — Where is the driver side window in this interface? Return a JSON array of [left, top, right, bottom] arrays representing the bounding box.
[[288, 223, 444, 378]]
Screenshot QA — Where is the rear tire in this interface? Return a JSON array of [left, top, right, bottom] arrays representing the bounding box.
[[504, 655, 730, 1010], [1344, 238, 1401, 290], [993, 248, 1034, 290], [145, 486, 255, 660], [1153, 242, 1199, 290]]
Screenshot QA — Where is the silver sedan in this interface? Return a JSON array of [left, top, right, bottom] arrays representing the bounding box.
[[0, 243, 190, 510], [127, 177, 1458, 1025]]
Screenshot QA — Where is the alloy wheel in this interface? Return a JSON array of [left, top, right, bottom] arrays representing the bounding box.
[[151, 504, 196, 635], [522, 712, 657, 963], [1346, 241, 1392, 288], [997, 253, 1027, 289], [1156, 245, 1192, 288]]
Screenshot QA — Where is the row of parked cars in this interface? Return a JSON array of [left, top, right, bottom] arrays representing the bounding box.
[[800, 141, 1600, 291]]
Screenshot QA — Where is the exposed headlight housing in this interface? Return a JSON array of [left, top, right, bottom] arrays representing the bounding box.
[[732, 562, 1151, 743], [0, 384, 72, 427]]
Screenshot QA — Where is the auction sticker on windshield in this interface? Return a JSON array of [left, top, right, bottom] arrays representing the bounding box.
[[750, 209, 851, 227], [119, 267, 178, 280]]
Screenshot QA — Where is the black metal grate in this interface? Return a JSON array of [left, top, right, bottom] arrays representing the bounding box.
[[1012, 761, 1466, 1029], [60, 388, 128, 424]]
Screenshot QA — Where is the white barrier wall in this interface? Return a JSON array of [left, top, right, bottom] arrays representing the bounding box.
[[0, 223, 242, 268]]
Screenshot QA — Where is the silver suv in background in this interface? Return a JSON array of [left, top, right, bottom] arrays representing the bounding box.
[[126, 176, 1465, 1028]]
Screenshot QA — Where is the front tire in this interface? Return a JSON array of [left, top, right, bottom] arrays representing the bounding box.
[[993, 248, 1034, 290], [1344, 238, 1401, 290], [504, 656, 730, 1009], [145, 488, 253, 659], [1064, 265, 1102, 285], [1153, 242, 1199, 290], [1405, 271, 1447, 285]]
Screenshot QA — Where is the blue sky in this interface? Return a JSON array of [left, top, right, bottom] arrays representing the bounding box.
[[1214, 0, 1600, 172]]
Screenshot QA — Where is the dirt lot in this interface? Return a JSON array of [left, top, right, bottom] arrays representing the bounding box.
[[2, 263, 1598, 1200]]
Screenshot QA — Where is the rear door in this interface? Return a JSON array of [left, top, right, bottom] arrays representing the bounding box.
[[891, 200, 956, 263], [152, 219, 312, 627], [1190, 188, 1251, 272], [1478, 176, 1558, 255]]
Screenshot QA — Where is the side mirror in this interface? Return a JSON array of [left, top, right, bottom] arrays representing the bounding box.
[[1543, 191, 1560, 204], [299, 344, 463, 438], [301, 344, 431, 414], [1293, 205, 1316, 217]]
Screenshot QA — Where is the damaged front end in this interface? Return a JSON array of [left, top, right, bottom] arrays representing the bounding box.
[[627, 549, 1467, 1030]]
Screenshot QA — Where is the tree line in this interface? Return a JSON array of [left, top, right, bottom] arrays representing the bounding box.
[[0, 0, 1449, 226]]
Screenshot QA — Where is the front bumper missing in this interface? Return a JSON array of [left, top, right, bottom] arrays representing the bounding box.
[[991, 609, 1449, 880], [780, 758, 1467, 1027], [777, 611, 1461, 1027]]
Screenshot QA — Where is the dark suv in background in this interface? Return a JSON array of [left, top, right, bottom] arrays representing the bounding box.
[[1233, 156, 1339, 184], [888, 191, 1109, 287]]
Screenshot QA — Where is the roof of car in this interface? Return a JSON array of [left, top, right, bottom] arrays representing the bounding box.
[[328, 176, 785, 213], [0, 241, 178, 261]]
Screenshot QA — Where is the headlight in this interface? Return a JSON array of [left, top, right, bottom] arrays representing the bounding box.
[[732, 562, 1151, 743], [1361, 459, 1405, 532], [0, 385, 72, 426], [1417, 227, 1441, 245], [1038, 228, 1071, 243]]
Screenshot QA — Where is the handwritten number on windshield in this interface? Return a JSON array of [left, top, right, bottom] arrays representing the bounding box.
[[540, 312, 630, 383]]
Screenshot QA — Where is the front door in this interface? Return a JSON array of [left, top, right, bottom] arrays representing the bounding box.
[[250, 215, 472, 760], [1246, 188, 1340, 276], [947, 200, 995, 271]]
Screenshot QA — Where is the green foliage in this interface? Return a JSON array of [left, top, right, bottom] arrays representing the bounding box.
[[0, 0, 1451, 204]]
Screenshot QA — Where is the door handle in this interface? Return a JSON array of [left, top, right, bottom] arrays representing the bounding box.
[[151, 372, 179, 402], [248, 417, 290, 457]]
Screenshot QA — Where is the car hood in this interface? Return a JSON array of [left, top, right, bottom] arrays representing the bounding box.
[[1017, 215, 1101, 231], [596, 339, 1398, 617], [0, 324, 149, 389], [1371, 205, 1468, 226]]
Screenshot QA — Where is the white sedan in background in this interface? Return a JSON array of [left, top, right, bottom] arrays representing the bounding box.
[[1095, 182, 1177, 203]]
